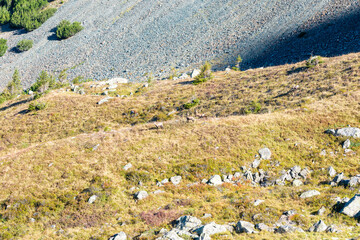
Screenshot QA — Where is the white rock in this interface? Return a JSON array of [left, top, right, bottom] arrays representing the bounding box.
[[293, 179, 303, 186], [191, 69, 201, 78], [88, 195, 97, 204], [207, 175, 223, 186], [253, 199, 264, 206], [170, 176, 182, 185], [123, 163, 132, 171], [328, 166, 337, 177], [300, 190, 320, 199], [251, 159, 261, 168], [108, 231, 127, 240], [334, 127, 360, 138], [202, 213, 212, 218], [343, 139, 351, 149], [258, 148, 271, 160], [97, 97, 112, 105], [134, 191, 148, 200], [153, 190, 165, 195], [107, 77, 129, 85], [179, 73, 189, 79]]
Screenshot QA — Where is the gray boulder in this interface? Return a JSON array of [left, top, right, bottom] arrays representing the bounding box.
[[255, 223, 272, 232], [276, 225, 304, 233], [334, 127, 360, 138], [300, 190, 320, 199], [259, 148, 271, 160], [174, 216, 202, 231], [207, 175, 223, 186], [192, 222, 228, 236], [340, 194, 360, 217], [235, 221, 256, 233], [134, 191, 148, 200], [308, 219, 327, 232], [109, 232, 127, 240], [157, 230, 184, 240], [315, 206, 326, 215]]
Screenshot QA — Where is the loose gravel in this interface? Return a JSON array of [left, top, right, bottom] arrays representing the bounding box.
[[0, 0, 359, 88]]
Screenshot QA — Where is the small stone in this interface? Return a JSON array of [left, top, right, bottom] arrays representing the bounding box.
[[293, 179, 303, 186], [153, 190, 165, 195], [123, 163, 132, 171], [251, 159, 261, 168], [309, 219, 327, 232], [134, 191, 148, 200], [30, 218, 35, 223], [202, 213, 212, 218], [253, 199, 264, 206], [315, 206, 326, 215], [258, 148, 271, 160], [207, 175, 223, 186], [320, 150, 326, 156], [328, 166, 336, 177], [97, 97, 112, 105], [343, 139, 351, 149], [170, 176, 182, 185], [108, 231, 127, 240], [300, 190, 320, 199], [88, 195, 97, 204]]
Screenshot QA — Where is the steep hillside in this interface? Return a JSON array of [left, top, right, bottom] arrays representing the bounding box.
[[0, 0, 359, 88], [0, 53, 359, 239]]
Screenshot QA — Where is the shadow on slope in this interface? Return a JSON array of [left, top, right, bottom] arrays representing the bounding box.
[[241, 8, 360, 69]]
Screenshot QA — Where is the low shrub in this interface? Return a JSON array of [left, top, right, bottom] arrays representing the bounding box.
[[193, 61, 213, 85], [0, 6, 10, 24], [28, 101, 47, 111], [30, 71, 56, 93], [56, 20, 83, 39], [17, 39, 33, 52], [0, 38, 7, 57], [183, 98, 199, 109], [306, 56, 324, 68]]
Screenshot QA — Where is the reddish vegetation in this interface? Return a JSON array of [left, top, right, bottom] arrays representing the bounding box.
[[140, 209, 182, 226]]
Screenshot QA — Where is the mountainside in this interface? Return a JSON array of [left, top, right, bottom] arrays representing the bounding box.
[[0, 0, 359, 88], [0, 52, 359, 239]]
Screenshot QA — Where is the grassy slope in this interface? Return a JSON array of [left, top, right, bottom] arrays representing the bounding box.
[[0, 53, 359, 239]]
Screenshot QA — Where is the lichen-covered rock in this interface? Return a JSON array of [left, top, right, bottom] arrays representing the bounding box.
[[300, 190, 320, 199], [258, 148, 271, 160], [109, 232, 127, 240], [235, 221, 256, 233]]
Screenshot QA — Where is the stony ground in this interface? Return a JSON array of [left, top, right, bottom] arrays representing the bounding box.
[[0, 52, 359, 239], [0, 0, 359, 89]]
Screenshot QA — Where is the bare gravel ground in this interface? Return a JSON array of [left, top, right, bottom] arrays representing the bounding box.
[[0, 0, 359, 88]]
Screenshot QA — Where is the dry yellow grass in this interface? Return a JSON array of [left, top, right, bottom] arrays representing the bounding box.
[[0, 53, 359, 239]]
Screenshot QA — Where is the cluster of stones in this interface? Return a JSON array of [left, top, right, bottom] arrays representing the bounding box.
[[109, 213, 340, 240]]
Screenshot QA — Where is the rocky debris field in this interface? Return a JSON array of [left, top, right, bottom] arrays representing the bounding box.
[[0, 0, 359, 88]]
